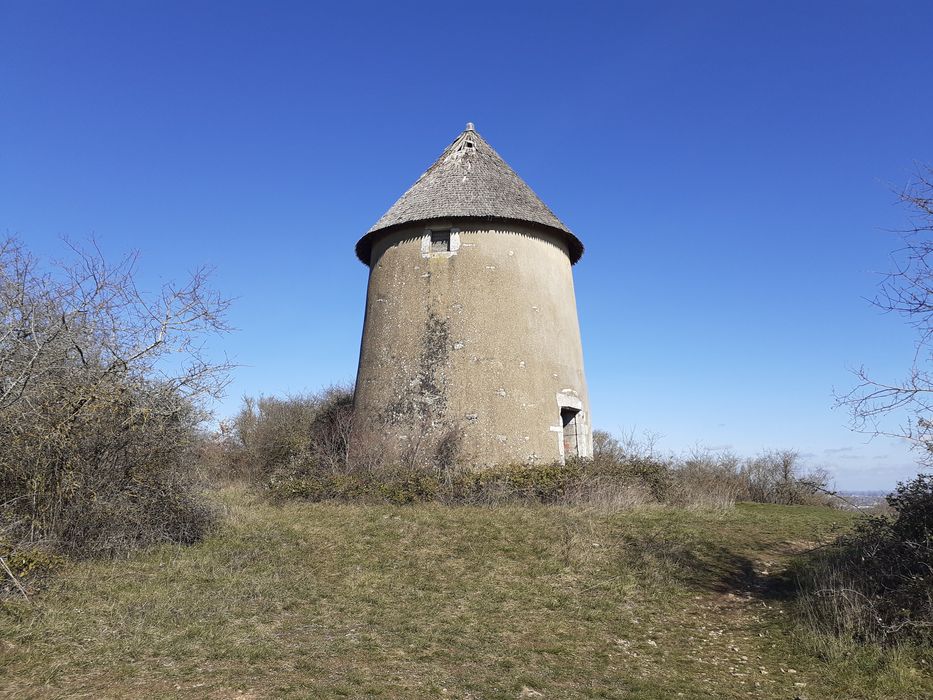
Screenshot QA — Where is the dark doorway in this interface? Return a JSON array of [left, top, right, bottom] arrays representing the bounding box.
[[561, 407, 580, 459]]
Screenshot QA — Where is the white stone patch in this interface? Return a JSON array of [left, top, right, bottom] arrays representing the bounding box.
[[550, 424, 565, 461], [557, 391, 583, 410]]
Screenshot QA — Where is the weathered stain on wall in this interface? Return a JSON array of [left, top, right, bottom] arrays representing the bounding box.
[[380, 312, 450, 428]]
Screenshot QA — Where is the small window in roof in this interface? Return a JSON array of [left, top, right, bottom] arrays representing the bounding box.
[[431, 230, 450, 253]]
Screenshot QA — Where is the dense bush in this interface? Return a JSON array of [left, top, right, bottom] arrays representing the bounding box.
[[265, 448, 716, 510], [267, 462, 580, 506], [0, 238, 229, 571], [793, 473, 933, 646], [267, 471, 374, 502], [215, 386, 354, 484], [457, 462, 584, 503]]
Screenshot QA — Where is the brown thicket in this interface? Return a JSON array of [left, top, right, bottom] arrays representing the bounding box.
[[0, 238, 232, 560], [209, 387, 355, 484]]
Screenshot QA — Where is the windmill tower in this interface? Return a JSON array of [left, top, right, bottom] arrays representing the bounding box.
[[351, 124, 591, 468]]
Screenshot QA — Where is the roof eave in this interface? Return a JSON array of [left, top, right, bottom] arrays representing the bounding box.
[[355, 216, 584, 267]]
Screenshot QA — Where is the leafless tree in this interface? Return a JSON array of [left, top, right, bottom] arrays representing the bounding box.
[[839, 166, 933, 463], [0, 237, 233, 556], [741, 449, 829, 505]]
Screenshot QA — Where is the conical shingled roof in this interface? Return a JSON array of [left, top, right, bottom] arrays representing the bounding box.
[[356, 124, 583, 265]]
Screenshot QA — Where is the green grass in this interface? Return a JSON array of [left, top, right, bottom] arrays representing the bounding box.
[[2, 488, 930, 699]]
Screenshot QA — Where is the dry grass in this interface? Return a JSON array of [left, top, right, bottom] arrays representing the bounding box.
[[557, 477, 656, 512], [1, 487, 929, 699]]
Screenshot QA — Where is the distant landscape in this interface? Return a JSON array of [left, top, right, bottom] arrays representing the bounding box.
[[835, 491, 888, 509]]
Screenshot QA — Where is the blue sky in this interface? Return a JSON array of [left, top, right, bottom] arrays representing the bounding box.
[[3, 1, 932, 489]]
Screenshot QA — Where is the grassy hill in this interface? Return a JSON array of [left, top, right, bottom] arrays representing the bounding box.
[[2, 488, 929, 699]]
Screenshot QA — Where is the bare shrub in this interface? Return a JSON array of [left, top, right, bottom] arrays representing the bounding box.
[[592, 434, 834, 509], [232, 394, 320, 478], [0, 237, 231, 560], [589, 430, 673, 502], [669, 450, 745, 510], [307, 386, 355, 472], [194, 427, 240, 484], [741, 450, 832, 505], [222, 385, 354, 483], [592, 429, 626, 463]]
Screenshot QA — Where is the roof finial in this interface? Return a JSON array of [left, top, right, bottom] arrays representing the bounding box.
[[466, 122, 475, 131]]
